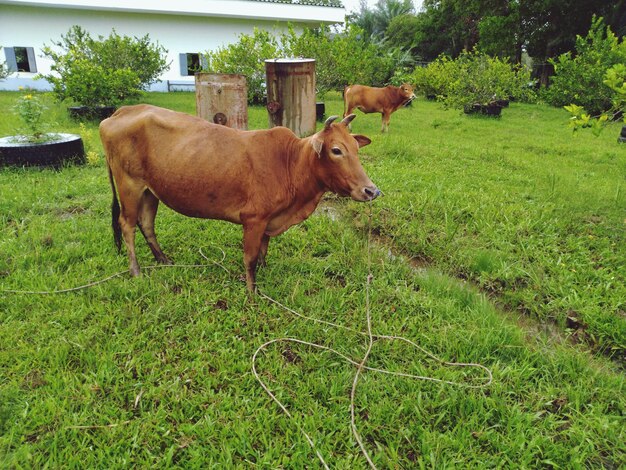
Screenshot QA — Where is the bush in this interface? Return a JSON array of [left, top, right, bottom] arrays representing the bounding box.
[[413, 50, 535, 112], [285, 25, 402, 95], [203, 25, 401, 104], [203, 29, 280, 104], [411, 56, 456, 99], [39, 26, 169, 108], [543, 17, 626, 116], [565, 63, 626, 134]]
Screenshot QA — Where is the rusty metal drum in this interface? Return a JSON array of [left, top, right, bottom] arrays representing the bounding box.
[[195, 73, 248, 130], [265, 58, 316, 137]]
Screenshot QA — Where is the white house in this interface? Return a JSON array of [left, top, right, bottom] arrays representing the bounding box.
[[0, 0, 346, 91]]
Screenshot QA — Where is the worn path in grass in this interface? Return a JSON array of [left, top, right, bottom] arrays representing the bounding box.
[[1, 91, 624, 467]]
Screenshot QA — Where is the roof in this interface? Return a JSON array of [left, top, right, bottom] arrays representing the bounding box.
[[0, 0, 346, 22], [250, 0, 342, 6]]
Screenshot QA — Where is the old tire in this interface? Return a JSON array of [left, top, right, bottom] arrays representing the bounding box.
[[0, 134, 85, 168]]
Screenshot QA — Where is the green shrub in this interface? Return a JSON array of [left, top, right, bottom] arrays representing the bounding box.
[[543, 17, 626, 116], [424, 50, 535, 112], [411, 51, 534, 108], [39, 25, 169, 108], [203, 24, 400, 104], [203, 29, 280, 104], [411, 55, 456, 98], [565, 63, 626, 134]]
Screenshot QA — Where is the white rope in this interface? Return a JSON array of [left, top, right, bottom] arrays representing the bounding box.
[[252, 205, 492, 468], [0, 247, 227, 295], [1, 226, 493, 467]]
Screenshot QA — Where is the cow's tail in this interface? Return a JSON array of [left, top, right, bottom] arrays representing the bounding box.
[[107, 162, 123, 253]]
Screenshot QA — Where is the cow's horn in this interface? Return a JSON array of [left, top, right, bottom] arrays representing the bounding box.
[[342, 114, 356, 126], [324, 115, 339, 129]]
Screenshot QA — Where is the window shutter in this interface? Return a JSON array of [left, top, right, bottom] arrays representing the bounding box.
[[26, 47, 37, 73], [4, 47, 17, 73], [199, 54, 208, 71], [179, 53, 188, 76]]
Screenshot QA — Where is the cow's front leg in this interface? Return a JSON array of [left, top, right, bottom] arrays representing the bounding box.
[[242, 222, 269, 292], [381, 110, 391, 133]]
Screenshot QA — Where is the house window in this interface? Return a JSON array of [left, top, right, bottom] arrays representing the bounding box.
[[4, 46, 37, 73], [179, 53, 206, 76]]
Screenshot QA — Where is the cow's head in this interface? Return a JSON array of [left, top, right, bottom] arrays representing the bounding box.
[[399, 83, 416, 104], [310, 115, 380, 202]]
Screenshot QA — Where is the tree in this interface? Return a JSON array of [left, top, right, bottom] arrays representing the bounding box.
[[385, 13, 421, 53], [520, 0, 620, 85], [477, 1, 523, 62], [411, 0, 623, 83], [348, 0, 415, 40], [412, 0, 484, 60]]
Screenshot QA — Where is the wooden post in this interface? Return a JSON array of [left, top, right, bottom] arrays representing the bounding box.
[[195, 73, 248, 130], [265, 59, 316, 137]]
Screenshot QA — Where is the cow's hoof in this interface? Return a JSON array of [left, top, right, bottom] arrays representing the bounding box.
[[129, 265, 141, 277]]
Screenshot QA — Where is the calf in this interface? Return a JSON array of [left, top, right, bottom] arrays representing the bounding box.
[[100, 105, 379, 292]]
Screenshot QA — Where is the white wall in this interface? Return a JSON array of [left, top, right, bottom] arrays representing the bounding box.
[[0, 2, 344, 91]]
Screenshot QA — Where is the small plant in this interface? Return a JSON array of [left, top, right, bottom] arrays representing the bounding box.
[[10, 92, 57, 143]]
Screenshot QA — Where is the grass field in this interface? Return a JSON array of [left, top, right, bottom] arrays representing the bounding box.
[[1, 90, 625, 468]]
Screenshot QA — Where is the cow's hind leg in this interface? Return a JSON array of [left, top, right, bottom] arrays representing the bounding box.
[[258, 233, 270, 267], [137, 189, 172, 265], [116, 182, 144, 277]]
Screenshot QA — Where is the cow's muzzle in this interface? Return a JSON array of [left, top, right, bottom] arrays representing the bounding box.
[[362, 186, 381, 201]]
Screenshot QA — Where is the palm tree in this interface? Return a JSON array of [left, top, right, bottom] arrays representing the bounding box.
[[349, 0, 416, 41]]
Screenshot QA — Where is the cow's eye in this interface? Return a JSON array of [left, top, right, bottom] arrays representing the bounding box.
[[331, 147, 342, 156]]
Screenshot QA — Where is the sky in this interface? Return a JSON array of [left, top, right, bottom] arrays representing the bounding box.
[[340, 0, 424, 15]]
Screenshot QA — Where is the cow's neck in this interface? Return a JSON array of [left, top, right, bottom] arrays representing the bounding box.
[[392, 86, 404, 103], [290, 137, 326, 204], [265, 137, 326, 236]]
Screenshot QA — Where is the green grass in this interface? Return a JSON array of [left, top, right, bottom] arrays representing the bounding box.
[[1, 90, 625, 468]]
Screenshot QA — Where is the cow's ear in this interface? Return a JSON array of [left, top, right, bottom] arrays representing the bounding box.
[[311, 135, 324, 157], [352, 134, 371, 148]]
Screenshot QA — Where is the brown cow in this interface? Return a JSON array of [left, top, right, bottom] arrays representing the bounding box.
[[344, 83, 416, 132], [100, 104, 379, 292]]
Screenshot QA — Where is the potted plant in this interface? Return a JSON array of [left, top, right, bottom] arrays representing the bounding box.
[[0, 91, 85, 168], [38, 26, 169, 120]]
